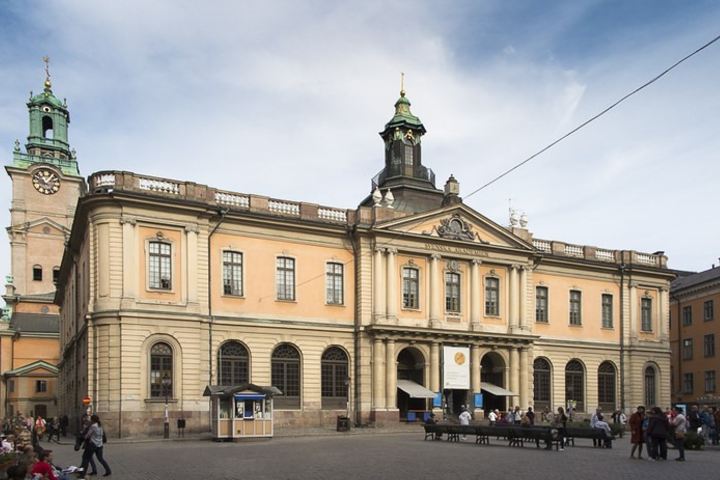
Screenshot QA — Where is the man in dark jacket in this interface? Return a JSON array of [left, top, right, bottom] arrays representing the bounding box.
[[647, 407, 669, 460]]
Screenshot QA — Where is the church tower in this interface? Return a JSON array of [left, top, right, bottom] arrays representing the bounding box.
[[362, 83, 444, 213], [4, 59, 84, 310]]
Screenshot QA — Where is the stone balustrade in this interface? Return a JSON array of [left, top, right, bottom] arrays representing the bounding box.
[[533, 237, 666, 268]]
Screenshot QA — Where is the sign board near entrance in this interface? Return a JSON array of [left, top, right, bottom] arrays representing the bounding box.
[[443, 346, 470, 389]]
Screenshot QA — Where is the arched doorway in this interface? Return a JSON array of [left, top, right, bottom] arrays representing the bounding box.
[[396, 348, 427, 419], [481, 352, 507, 413]]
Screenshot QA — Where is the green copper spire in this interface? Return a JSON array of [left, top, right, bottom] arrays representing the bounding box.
[[10, 57, 80, 177]]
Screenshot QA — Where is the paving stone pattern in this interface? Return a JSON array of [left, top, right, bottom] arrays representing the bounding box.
[[44, 431, 719, 480]]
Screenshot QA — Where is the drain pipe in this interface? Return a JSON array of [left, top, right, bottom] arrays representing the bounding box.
[[619, 263, 626, 413], [348, 224, 361, 426], [207, 208, 228, 428]]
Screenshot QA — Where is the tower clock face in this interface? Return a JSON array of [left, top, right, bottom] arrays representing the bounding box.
[[32, 168, 61, 195]]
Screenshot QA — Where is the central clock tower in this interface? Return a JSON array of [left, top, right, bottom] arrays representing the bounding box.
[[4, 67, 85, 306]]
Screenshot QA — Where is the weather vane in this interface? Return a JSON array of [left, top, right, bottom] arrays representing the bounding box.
[[400, 72, 405, 95], [42, 55, 51, 89]]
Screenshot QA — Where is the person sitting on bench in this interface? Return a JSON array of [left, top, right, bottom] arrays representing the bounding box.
[[595, 414, 613, 448]]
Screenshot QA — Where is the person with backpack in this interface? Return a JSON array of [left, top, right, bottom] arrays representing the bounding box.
[[77, 414, 111, 479]]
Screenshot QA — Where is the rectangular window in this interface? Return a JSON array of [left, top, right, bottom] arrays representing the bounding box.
[[704, 334, 715, 357], [569, 290, 582, 325], [705, 371, 716, 393], [222, 251, 243, 296], [705, 300, 715, 321], [52, 268, 60, 284], [326, 262, 343, 305], [404, 144, 414, 166], [535, 286, 548, 323], [276, 257, 295, 301], [485, 277, 499, 316], [602, 294, 613, 328], [682, 306, 692, 326], [682, 338, 693, 360], [445, 272, 461, 313], [32, 266, 42, 282], [148, 241, 172, 290], [402, 268, 419, 309], [641, 297, 652, 332], [683, 373, 694, 394], [36, 380, 47, 393]]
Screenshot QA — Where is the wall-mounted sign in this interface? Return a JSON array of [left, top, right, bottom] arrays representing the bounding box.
[[443, 346, 470, 389]]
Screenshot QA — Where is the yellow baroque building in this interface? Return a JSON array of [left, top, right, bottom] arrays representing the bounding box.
[[55, 90, 673, 437]]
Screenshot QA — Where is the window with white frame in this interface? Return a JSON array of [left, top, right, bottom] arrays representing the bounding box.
[[641, 297, 652, 332], [402, 267, 419, 309], [536, 286, 548, 323], [149, 241, 172, 290], [150, 342, 173, 398], [276, 257, 295, 301], [326, 262, 343, 305], [445, 272, 460, 313], [222, 251, 243, 296], [569, 290, 582, 325], [485, 277, 499, 316], [602, 294, 613, 328]]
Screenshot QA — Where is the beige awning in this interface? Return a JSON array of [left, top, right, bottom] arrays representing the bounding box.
[[481, 382, 516, 397], [396, 380, 436, 399]]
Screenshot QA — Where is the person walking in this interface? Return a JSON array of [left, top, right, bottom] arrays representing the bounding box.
[[487, 409, 497, 426], [629, 406, 646, 459], [458, 406, 471, 440], [78, 414, 111, 479], [671, 406, 687, 462]]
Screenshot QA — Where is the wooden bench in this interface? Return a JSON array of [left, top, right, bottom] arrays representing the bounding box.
[[563, 427, 612, 447], [422, 424, 559, 450]]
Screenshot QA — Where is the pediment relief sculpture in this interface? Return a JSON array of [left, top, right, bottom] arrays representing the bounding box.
[[426, 214, 484, 242]]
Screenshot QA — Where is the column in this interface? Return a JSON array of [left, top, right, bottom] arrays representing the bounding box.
[[373, 248, 386, 323], [471, 345, 481, 399], [372, 338, 385, 409], [429, 254, 441, 326], [519, 347, 529, 408], [121, 217, 137, 300], [509, 265, 518, 330], [185, 225, 198, 304], [629, 282, 638, 337], [96, 222, 110, 298], [430, 342, 440, 393], [386, 248, 397, 323], [519, 266, 527, 330], [658, 287, 669, 339], [470, 260, 481, 330], [385, 339, 397, 410], [509, 347, 520, 407]]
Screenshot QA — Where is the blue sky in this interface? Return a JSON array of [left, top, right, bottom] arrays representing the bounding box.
[[2, 0, 720, 287]]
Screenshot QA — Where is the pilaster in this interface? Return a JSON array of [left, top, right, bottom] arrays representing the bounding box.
[[386, 248, 398, 323], [385, 339, 397, 410], [519, 347, 529, 408], [430, 342, 440, 393], [470, 260, 481, 330], [429, 254, 441, 327], [509, 347, 519, 407], [372, 338, 385, 409], [373, 248, 386, 323]]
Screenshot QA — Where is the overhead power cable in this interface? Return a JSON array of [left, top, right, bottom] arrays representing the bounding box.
[[464, 32, 720, 200]]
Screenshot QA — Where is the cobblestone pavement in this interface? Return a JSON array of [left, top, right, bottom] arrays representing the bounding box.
[[42, 430, 719, 480]]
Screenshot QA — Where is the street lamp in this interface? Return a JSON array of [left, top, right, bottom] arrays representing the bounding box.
[[162, 373, 171, 439]]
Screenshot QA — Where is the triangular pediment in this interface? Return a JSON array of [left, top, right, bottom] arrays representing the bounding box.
[[374, 204, 533, 250], [3, 360, 58, 378], [24, 217, 69, 235]]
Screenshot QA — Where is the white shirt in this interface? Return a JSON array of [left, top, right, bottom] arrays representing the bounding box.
[[488, 411, 497, 422], [673, 414, 687, 434], [459, 411, 471, 425]]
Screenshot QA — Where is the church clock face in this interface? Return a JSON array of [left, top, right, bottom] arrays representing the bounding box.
[[32, 168, 61, 195]]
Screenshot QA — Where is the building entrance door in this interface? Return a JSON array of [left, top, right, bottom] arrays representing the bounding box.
[[481, 352, 507, 413], [396, 348, 426, 419]]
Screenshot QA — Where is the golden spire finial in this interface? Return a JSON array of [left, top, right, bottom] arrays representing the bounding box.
[[42, 55, 52, 91], [400, 72, 405, 97]]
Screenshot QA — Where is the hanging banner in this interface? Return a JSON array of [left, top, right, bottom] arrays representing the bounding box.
[[443, 346, 470, 389]]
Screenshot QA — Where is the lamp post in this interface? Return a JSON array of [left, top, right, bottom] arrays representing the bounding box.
[[162, 374, 171, 439]]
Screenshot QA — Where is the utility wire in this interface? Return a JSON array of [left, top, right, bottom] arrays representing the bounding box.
[[464, 33, 720, 200], [252, 33, 720, 301]]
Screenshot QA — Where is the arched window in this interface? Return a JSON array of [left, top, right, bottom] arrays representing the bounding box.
[[150, 342, 173, 398], [565, 360, 585, 412], [42, 116, 54, 139], [321, 347, 348, 409], [644, 366, 657, 407], [272, 344, 301, 409], [598, 362, 616, 411], [218, 341, 249, 386], [533, 358, 551, 411]]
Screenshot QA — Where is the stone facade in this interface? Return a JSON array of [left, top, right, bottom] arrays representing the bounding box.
[[53, 91, 673, 438]]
